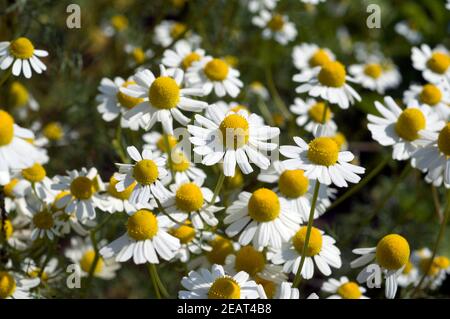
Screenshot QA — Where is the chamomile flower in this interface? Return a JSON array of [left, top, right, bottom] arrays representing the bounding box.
[[66, 237, 120, 280], [2, 177, 28, 214], [292, 43, 335, 72], [154, 21, 197, 47], [411, 44, 450, 84], [411, 122, 450, 188], [413, 248, 450, 290], [188, 109, 279, 177], [294, 61, 361, 109], [169, 222, 211, 262], [96, 76, 147, 131], [142, 132, 179, 158], [120, 65, 208, 134], [224, 188, 302, 250], [252, 11, 297, 45], [23, 257, 59, 285], [186, 56, 243, 98], [351, 234, 410, 299], [7, 81, 39, 119], [124, 44, 153, 67], [367, 97, 443, 161], [160, 178, 222, 229], [26, 200, 62, 241], [162, 40, 205, 74], [301, 0, 326, 4], [0, 110, 43, 185], [99, 209, 180, 264], [257, 161, 334, 222], [403, 82, 450, 121], [98, 176, 140, 214], [0, 271, 39, 299], [249, 81, 270, 100], [164, 149, 207, 185], [349, 61, 401, 94], [280, 134, 365, 187], [178, 264, 262, 299], [114, 146, 171, 205], [290, 98, 337, 134], [189, 234, 239, 269], [102, 14, 129, 37], [268, 226, 342, 279], [0, 37, 48, 78], [1, 215, 29, 250], [14, 163, 56, 203], [397, 260, 418, 288], [259, 281, 319, 299], [394, 21, 422, 44], [52, 167, 105, 221], [247, 0, 279, 13], [322, 277, 368, 299]]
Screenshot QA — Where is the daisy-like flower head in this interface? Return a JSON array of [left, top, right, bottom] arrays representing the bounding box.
[[26, 199, 62, 241], [0, 110, 44, 185], [411, 122, 450, 188], [14, 162, 56, 204], [0, 271, 39, 299], [397, 260, 418, 288], [124, 44, 153, 67], [367, 96, 444, 161], [114, 146, 171, 205], [349, 61, 401, 94], [8, 81, 39, 118], [178, 264, 262, 299], [96, 76, 149, 131], [186, 56, 243, 98], [258, 281, 320, 299], [413, 248, 450, 290], [224, 187, 302, 250], [269, 225, 341, 279], [258, 161, 335, 222], [394, 21, 422, 44], [154, 20, 192, 47], [280, 134, 365, 187], [162, 177, 222, 229], [290, 98, 337, 134], [52, 167, 105, 221], [97, 175, 140, 214], [162, 40, 205, 74], [99, 209, 180, 264], [322, 276, 368, 299], [292, 43, 335, 71], [252, 10, 297, 45], [22, 257, 59, 285], [248, 81, 269, 100], [143, 131, 180, 159], [1, 215, 28, 250], [411, 44, 450, 84], [351, 234, 410, 299], [294, 60, 361, 109], [189, 234, 238, 269], [66, 237, 120, 280], [169, 221, 211, 262], [120, 65, 208, 134], [164, 149, 207, 185], [403, 82, 450, 121], [247, 0, 279, 13], [188, 108, 280, 177], [0, 37, 48, 78]]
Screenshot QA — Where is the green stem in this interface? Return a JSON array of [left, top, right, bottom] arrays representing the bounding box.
[[83, 230, 100, 297], [147, 263, 167, 299], [411, 190, 450, 298], [210, 171, 225, 207], [256, 98, 274, 126], [293, 182, 320, 287], [0, 69, 11, 87], [152, 264, 170, 298], [112, 123, 128, 163], [265, 67, 292, 121], [431, 186, 443, 223], [164, 134, 174, 180], [328, 156, 389, 211]]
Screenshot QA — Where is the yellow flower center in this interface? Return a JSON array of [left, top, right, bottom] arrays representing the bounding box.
[[156, 134, 178, 153], [255, 276, 276, 299], [132, 47, 146, 64], [127, 209, 159, 241], [170, 151, 190, 172], [52, 191, 70, 210], [419, 84, 442, 106], [4, 179, 19, 198], [426, 52, 450, 74], [318, 61, 346, 88], [435, 256, 450, 269], [208, 277, 240, 299], [28, 269, 49, 282], [331, 132, 346, 149], [0, 272, 16, 299], [207, 235, 234, 265], [248, 188, 280, 222], [278, 169, 309, 198], [309, 49, 331, 68], [308, 102, 331, 123], [224, 55, 238, 68], [133, 159, 159, 185], [80, 250, 104, 275], [402, 261, 413, 274], [376, 234, 410, 270], [170, 22, 187, 39], [267, 14, 284, 31], [9, 81, 29, 108], [307, 137, 339, 166], [363, 63, 383, 79], [21, 163, 46, 183], [219, 114, 249, 149], [111, 15, 128, 31], [0, 110, 14, 146], [292, 226, 323, 257], [117, 81, 144, 109], [182, 52, 201, 70], [149, 76, 180, 109], [419, 258, 440, 276], [175, 183, 204, 212], [394, 108, 426, 141], [43, 122, 64, 141], [437, 123, 450, 156], [204, 58, 229, 81], [9, 37, 35, 59], [70, 176, 94, 200], [337, 282, 362, 299], [108, 176, 136, 200], [224, 169, 244, 189], [2, 219, 13, 240], [32, 210, 54, 230], [170, 223, 196, 244], [234, 245, 266, 277]]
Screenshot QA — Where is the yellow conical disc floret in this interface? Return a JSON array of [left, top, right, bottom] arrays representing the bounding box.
[[267, 14, 284, 31], [219, 114, 249, 149], [117, 81, 144, 109], [170, 151, 190, 172], [309, 49, 331, 68], [43, 122, 64, 141], [248, 188, 280, 222], [182, 52, 201, 70], [427, 52, 450, 74], [0, 110, 14, 146], [2, 219, 13, 240], [133, 159, 159, 185], [307, 137, 339, 166], [111, 15, 128, 32], [318, 61, 346, 87], [278, 169, 309, 198], [108, 176, 136, 200], [419, 84, 442, 106], [33, 210, 54, 230], [0, 272, 16, 299], [4, 179, 19, 198], [175, 183, 204, 212], [156, 134, 178, 153], [170, 223, 196, 244], [22, 163, 46, 183], [9, 37, 34, 59], [208, 277, 240, 299], [437, 123, 450, 156], [9, 81, 29, 107], [149, 77, 180, 109], [80, 250, 104, 275], [170, 23, 187, 39], [234, 245, 266, 277], [127, 210, 159, 241], [395, 108, 426, 141], [363, 63, 383, 79], [376, 234, 410, 270], [70, 176, 94, 199], [292, 226, 323, 257], [204, 59, 229, 81], [337, 282, 362, 299], [207, 236, 234, 265], [308, 102, 331, 123]]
